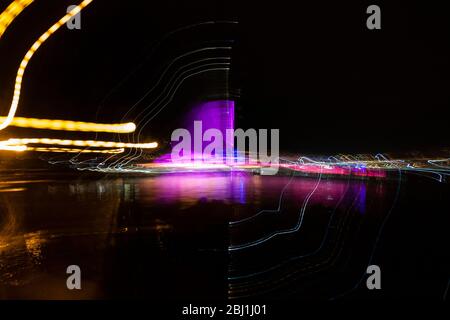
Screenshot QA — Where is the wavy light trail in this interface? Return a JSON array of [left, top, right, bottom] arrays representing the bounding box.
[[0, 0, 94, 131]]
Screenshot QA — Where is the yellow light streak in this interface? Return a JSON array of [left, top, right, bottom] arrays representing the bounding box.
[[0, 144, 26, 151], [0, 187, 26, 192], [0, 0, 94, 131], [0, 138, 158, 149], [0, 116, 136, 133], [0, 145, 124, 154], [0, 0, 34, 39], [26, 147, 125, 154]]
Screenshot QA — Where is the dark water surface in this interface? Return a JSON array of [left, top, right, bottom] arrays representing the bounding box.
[[0, 170, 448, 299]]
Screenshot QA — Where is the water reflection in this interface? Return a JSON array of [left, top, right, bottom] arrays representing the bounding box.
[[137, 172, 251, 206], [0, 171, 399, 299]]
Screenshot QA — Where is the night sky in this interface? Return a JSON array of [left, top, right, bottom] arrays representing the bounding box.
[[0, 0, 448, 154]]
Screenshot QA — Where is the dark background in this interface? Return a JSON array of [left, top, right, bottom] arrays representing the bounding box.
[[0, 0, 448, 154]]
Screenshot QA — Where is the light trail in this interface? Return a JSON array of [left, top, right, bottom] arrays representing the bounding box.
[[0, 138, 157, 149], [0, 116, 136, 133], [0, 145, 125, 154], [117, 65, 231, 167], [0, 0, 34, 39], [0, 0, 94, 131], [25, 147, 125, 154], [0, 0, 159, 156], [0, 144, 26, 151], [228, 170, 323, 252], [228, 176, 353, 281]]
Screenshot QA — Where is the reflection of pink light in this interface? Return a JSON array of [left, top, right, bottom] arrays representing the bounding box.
[[138, 172, 250, 204], [136, 172, 371, 206]]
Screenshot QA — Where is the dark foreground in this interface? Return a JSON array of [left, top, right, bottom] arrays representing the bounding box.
[[0, 169, 448, 300]]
